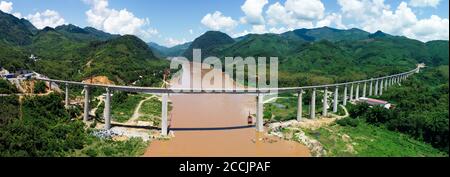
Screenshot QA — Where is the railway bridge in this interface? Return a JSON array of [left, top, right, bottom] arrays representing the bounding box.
[[36, 65, 423, 136]]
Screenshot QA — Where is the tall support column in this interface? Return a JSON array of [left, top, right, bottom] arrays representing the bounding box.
[[375, 79, 379, 96], [161, 93, 169, 136], [343, 85, 348, 106], [65, 83, 69, 108], [256, 94, 264, 132], [350, 84, 354, 101], [104, 88, 111, 130], [369, 79, 373, 96], [355, 83, 360, 100], [323, 87, 328, 117], [49, 81, 52, 90], [310, 88, 316, 119], [379, 78, 384, 95], [333, 86, 338, 113], [385, 78, 388, 91], [363, 82, 367, 98], [83, 85, 90, 122], [297, 90, 303, 121]]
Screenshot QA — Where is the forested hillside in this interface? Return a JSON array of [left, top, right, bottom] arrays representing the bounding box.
[[166, 26, 448, 88], [338, 66, 449, 153], [0, 10, 168, 86]]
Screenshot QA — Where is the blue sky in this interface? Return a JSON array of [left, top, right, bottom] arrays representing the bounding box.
[[1, 0, 448, 46]]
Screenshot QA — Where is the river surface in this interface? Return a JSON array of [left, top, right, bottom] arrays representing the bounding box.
[[144, 63, 310, 157]]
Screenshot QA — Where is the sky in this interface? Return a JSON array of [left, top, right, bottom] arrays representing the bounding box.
[[0, 0, 448, 47]]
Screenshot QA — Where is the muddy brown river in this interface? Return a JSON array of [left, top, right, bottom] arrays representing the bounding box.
[[144, 63, 310, 157]]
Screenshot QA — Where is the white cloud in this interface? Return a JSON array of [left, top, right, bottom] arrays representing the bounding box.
[[410, 0, 441, 7], [0, 1, 12, 13], [240, 0, 268, 25], [285, 0, 325, 20], [342, 1, 449, 42], [164, 37, 188, 47], [405, 15, 449, 41], [83, 0, 158, 41], [26, 10, 66, 29], [338, 0, 391, 23], [189, 29, 194, 34], [201, 11, 238, 31], [269, 27, 292, 33], [232, 30, 250, 38], [316, 13, 346, 29], [12, 12, 21, 18], [252, 24, 267, 34], [265, 1, 318, 29]]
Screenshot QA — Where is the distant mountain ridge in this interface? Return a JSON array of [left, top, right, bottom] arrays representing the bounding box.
[[148, 41, 191, 58], [183, 31, 235, 59], [1, 9, 448, 87], [0, 10, 167, 86]]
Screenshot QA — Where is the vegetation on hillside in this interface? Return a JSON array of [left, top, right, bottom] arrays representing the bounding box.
[[0, 95, 20, 126], [0, 11, 168, 87], [337, 66, 449, 153], [0, 79, 18, 94], [0, 93, 147, 157], [304, 123, 446, 157]]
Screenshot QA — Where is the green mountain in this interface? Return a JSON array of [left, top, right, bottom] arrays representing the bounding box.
[[177, 27, 448, 87], [183, 31, 235, 59], [0, 12, 167, 86], [282, 27, 370, 42], [55, 24, 118, 42], [83, 27, 120, 41], [80, 35, 167, 85], [221, 33, 305, 57], [148, 41, 191, 58], [0, 10, 36, 45]]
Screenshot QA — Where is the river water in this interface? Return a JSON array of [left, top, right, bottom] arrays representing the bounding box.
[[144, 63, 310, 157]]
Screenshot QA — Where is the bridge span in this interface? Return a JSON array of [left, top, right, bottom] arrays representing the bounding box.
[[36, 66, 422, 136]]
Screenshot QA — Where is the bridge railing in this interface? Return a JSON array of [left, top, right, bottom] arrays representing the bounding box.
[[34, 66, 421, 135], [35, 67, 419, 94]]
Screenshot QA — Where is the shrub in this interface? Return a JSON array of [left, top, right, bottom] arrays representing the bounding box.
[[34, 80, 47, 94], [336, 117, 361, 127]]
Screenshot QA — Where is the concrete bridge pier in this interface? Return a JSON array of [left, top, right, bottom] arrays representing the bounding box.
[[369, 79, 373, 96], [350, 84, 354, 101], [389, 77, 394, 86], [161, 93, 169, 136], [389, 77, 393, 87], [333, 86, 338, 113], [83, 85, 90, 122], [297, 90, 303, 121], [323, 87, 328, 117], [379, 79, 384, 95], [363, 82, 367, 98], [343, 85, 348, 106], [256, 94, 264, 132], [375, 79, 379, 96], [65, 83, 69, 108], [355, 83, 360, 100], [385, 78, 388, 91], [310, 88, 316, 119], [104, 88, 111, 130]]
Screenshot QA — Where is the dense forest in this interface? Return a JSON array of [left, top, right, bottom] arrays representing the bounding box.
[[0, 93, 147, 157], [0, 10, 168, 86], [337, 66, 449, 153]]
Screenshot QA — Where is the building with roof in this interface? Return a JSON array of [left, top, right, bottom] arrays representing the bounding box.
[[356, 97, 393, 109]]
